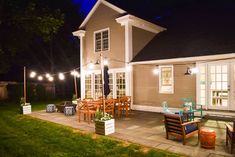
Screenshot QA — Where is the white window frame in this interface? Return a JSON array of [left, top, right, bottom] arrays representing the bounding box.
[[159, 65, 174, 94], [94, 28, 110, 53], [82, 68, 129, 99]]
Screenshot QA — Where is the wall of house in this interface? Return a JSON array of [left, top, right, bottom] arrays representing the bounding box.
[[132, 26, 156, 58], [133, 64, 196, 108], [83, 4, 125, 70]]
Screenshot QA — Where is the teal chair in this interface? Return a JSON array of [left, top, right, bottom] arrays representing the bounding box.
[[181, 97, 203, 118], [162, 101, 173, 114]]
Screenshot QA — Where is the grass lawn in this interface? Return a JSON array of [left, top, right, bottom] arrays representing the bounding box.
[[0, 101, 186, 157]]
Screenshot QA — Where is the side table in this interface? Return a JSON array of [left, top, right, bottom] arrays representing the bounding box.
[[200, 128, 216, 149], [64, 106, 75, 116], [46, 104, 56, 113]]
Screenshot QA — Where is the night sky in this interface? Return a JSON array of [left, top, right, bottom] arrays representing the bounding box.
[[1, 0, 235, 81]]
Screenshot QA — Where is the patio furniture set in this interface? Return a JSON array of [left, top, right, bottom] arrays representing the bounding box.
[[45, 96, 131, 124], [77, 96, 131, 124], [163, 97, 235, 153]]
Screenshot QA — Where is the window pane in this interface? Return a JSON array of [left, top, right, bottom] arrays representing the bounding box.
[[222, 74, 227, 81], [116, 72, 126, 98], [216, 66, 221, 73], [216, 74, 221, 81], [222, 65, 227, 73], [210, 66, 215, 73]]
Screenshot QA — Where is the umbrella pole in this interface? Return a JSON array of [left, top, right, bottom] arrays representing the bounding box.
[[100, 54, 105, 115]]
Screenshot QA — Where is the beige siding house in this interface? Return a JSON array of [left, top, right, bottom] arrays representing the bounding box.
[[73, 0, 235, 112]]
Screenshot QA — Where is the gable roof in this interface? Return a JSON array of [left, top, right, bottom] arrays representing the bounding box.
[[79, 0, 126, 29], [131, 0, 235, 62]]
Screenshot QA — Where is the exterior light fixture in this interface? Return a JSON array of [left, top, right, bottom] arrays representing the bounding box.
[[38, 76, 43, 81], [88, 63, 95, 69], [58, 73, 65, 80], [184, 67, 192, 75], [30, 71, 36, 78], [191, 67, 199, 74], [126, 65, 132, 71], [103, 59, 108, 66], [153, 67, 159, 75]]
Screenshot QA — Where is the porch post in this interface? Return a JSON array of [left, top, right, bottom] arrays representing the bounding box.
[[72, 30, 86, 99]]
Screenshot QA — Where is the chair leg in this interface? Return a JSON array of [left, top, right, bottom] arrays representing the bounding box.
[[126, 106, 128, 117], [88, 113, 90, 125], [226, 134, 228, 146], [78, 112, 80, 122], [183, 137, 186, 145]]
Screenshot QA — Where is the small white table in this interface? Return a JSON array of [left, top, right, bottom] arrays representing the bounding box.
[[64, 106, 75, 116], [46, 104, 56, 113]]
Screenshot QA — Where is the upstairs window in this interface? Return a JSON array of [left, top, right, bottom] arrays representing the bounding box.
[[94, 28, 109, 52]]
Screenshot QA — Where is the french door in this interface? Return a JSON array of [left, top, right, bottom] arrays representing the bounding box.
[[208, 63, 229, 110], [197, 61, 234, 110]]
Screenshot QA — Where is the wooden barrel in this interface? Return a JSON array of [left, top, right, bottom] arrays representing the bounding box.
[[200, 128, 216, 149]]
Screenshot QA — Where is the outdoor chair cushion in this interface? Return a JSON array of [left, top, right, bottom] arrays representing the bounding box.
[[185, 124, 198, 134]]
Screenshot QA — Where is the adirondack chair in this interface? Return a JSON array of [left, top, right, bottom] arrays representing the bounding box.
[[164, 113, 200, 145], [225, 121, 235, 153], [181, 97, 203, 118]]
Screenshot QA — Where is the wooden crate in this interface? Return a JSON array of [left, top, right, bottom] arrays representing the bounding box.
[[95, 119, 115, 135]]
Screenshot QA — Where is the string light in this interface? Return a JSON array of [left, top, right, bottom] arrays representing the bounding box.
[[38, 76, 43, 81], [45, 73, 51, 78], [88, 63, 95, 69], [30, 71, 36, 78], [48, 77, 54, 82], [58, 73, 65, 80]]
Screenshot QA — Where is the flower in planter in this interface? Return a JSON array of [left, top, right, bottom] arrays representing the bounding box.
[[95, 110, 113, 122], [72, 94, 77, 101]]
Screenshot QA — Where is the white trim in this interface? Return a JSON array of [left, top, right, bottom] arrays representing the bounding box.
[[72, 30, 86, 99], [132, 104, 180, 113], [131, 53, 235, 65], [159, 65, 174, 94], [116, 14, 166, 34], [79, 0, 126, 29], [93, 28, 110, 53]]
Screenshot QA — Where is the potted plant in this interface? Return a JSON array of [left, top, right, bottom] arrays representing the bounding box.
[[95, 110, 115, 135], [72, 94, 78, 104], [20, 97, 31, 114]]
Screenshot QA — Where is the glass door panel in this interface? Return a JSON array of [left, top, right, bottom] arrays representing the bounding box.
[[209, 64, 229, 109]]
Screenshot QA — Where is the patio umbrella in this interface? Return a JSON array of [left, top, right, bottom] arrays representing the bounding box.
[[103, 65, 110, 98]]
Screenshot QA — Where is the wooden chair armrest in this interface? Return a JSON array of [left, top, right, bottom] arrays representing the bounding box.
[[181, 120, 200, 126], [225, 123, 234, 132]]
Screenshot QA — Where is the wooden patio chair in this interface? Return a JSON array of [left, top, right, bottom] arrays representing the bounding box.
[[116, 96, 131, 118], [225, 121, 235, 153], [164, 113, 200, 145], [77, 101, 97, 124], [101, 99, 115, 117]]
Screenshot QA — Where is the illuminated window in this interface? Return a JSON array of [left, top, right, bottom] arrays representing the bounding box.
[[116, 72, 126, 98], [85, 74, 92, 98], [159, 65, 174, 94], [94, 74, 102, 99], [94, 28, 109, 52]]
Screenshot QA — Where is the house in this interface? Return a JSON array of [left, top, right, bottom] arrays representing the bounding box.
[[73, 0, 235, 112]]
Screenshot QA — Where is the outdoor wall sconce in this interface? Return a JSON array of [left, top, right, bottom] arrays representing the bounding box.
[[184, 67, 192, 75], [184, 67, 198, 75], [153, 66, 159, 75]]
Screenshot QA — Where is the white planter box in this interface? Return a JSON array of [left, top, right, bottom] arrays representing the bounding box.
[[22, 104, 31, 114], [95, 119, 115, 135]]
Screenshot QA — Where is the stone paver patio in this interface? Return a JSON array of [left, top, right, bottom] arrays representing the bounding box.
[[30, 110, 233, 157]]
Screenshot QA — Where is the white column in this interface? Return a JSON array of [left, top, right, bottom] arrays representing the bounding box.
[[73, 30, 86, 99], [124, 22, 133, 108]]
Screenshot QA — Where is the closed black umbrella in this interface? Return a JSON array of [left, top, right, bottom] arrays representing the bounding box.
[[104, 65, 110, 98]]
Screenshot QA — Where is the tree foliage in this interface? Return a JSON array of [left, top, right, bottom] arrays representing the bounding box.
[[0, 0, 64, 73]]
